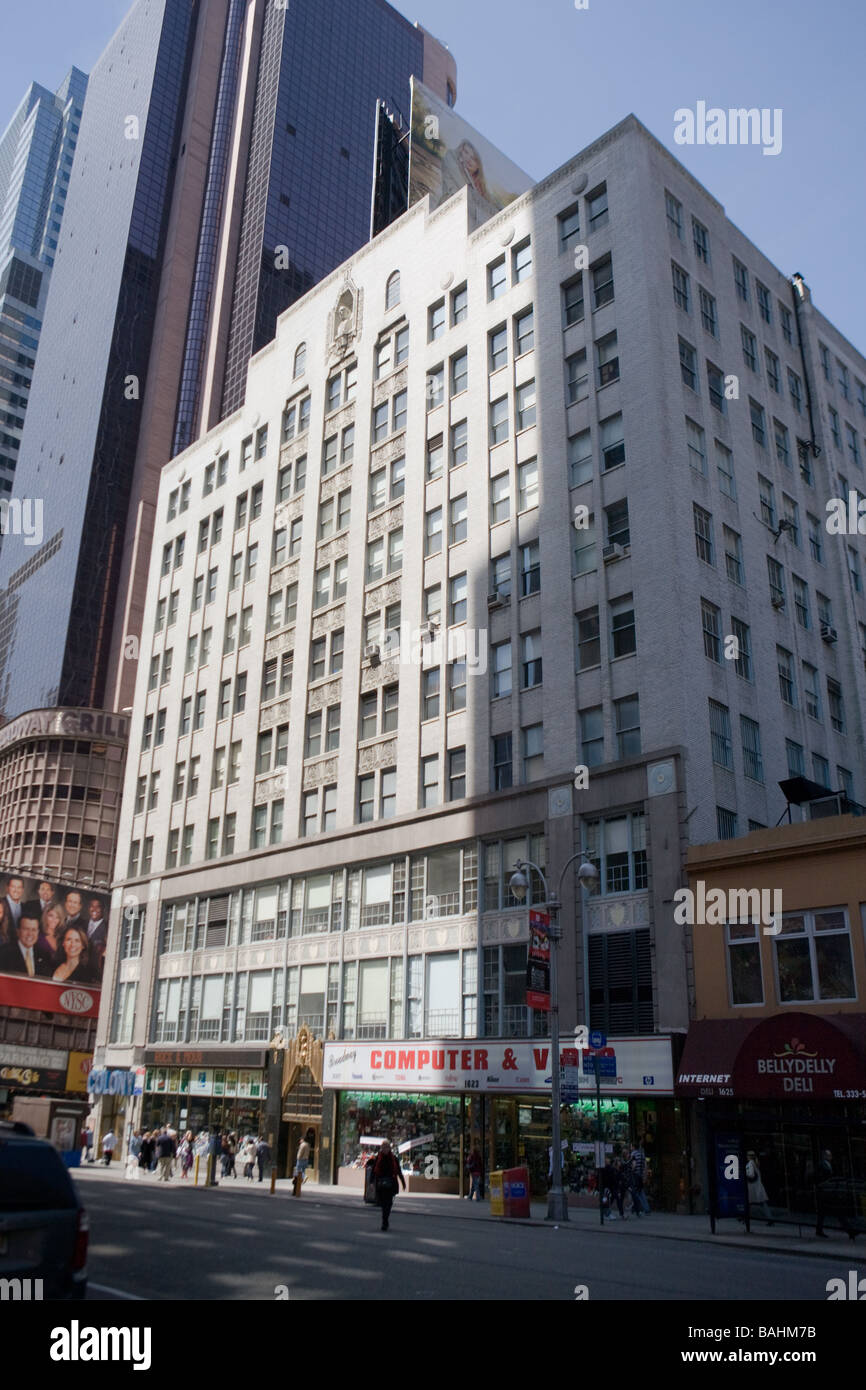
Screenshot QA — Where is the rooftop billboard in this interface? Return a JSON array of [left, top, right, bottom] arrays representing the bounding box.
[[0, 872, 109, 1018]]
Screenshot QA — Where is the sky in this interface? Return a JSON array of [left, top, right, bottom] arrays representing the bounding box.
[[2, 0, 864, 347]]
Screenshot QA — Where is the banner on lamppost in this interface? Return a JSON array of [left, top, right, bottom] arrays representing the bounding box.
[[526, 909, 551, 1010]]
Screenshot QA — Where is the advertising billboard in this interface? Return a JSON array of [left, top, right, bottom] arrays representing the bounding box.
[[0, 872, 109, 1017], [408, 78, 533, 223]]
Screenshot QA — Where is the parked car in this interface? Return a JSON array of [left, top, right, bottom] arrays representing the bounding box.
[[0, 1120, 88, 1298]]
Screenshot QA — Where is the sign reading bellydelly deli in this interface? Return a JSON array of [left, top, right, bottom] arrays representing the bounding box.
[[323, 1037, 674, 1094]]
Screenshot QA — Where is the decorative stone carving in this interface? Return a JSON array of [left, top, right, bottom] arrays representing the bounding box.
[[357, 739, 397, 772], [369, 429, 407, 467], [371, 365, 408, 408], [481, 914, 529, 945], [255, 772, 287, 806], [307, 678, 342, 711], [364, 580, 402, 614], [303, 757, 338, 788], [548, 785, 572, 819], [118, 959, 141, 983], [315, 533, 349, 567], [265, 632, 294, 659], [311, 607, 345, 638], [327, 274, 363, 362], [270, 556, 300, 590], [424, 924, 459, 950], [274, 496, 305, 527], [648, 760, 675, 797], [259, 698, 291, 730], [585, 894, 650, 932], [360, 656, 399, 693], [367, 503, 404, 541]]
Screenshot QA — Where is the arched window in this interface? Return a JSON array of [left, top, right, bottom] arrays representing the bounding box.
[[385, 271, 401, 311], [293, 342, 307, 379]]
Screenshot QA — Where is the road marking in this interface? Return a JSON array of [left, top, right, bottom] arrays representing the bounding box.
[[88, 1282, 145, 1300]]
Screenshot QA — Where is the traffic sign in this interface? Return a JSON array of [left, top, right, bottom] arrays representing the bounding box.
[[588, 1030, 606, 1050]]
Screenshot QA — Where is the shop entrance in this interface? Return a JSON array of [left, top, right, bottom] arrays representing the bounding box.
[[286, 1122, 319, 1183]]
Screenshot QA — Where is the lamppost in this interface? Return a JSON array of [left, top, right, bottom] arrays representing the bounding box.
[[509, 851, 599, 1221]]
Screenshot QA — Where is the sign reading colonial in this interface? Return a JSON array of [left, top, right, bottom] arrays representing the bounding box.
[[323, 1037, 674, 1095]]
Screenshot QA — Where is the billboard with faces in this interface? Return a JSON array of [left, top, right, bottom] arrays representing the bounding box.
[[0, 873, 109, 1017]]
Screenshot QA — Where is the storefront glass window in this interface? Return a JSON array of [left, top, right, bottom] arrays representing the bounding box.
[[337, 1092, 463, 1184]]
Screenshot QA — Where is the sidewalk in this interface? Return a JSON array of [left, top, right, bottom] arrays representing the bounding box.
[[73, 1162, 864, 1262]]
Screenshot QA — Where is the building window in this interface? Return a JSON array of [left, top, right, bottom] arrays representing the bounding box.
[[576, 608, 600, 670], [492, 734, 512, 791], [422, 666, 440, 719], [559, 203, 581, 248], [671, 261, 690, 312], [709, 699, 733, 769], [450, 420, 468, 469], [490, 396, 509, 445], [741, 716, 764, 782], [562, 275, 584, 328], [717, 807, 738, 840], [583, 811, 647, 895], [385, 271, 400, 310], [520, 540, 540, 596], [570, 429, 592, 486], [488, 256, 507, 300], [428, 298, 446, 341], [776, 646, 796, 706], [733, 257, 750, 302], [665, 190, 683, 239], [741, 325, 758, 372], [596, 331, 619, 387], [573, 513, 596, 575], [449, 494, 467, 545], [591, 254, 614, 308], [706, 362, 725, 412], [566, 350, 588, 404], [492, 641, 512, 698], [693, 504, 714, 564], [522, 724, 544, 781], [580, 707, 603, 767], [699, 287, 717, 337], [827, 678, 845, 733], [450, 350, 468, 396], [512, 239, 532, 283], [701, 599, 721, 662], [731, 617, 752, 679], [518, 458, 539, 511], [448, 748, 466, 800], [766, 349, 781, 394], [610, 594, 636, 657], [727, 922, 763, 1006], [767, 556, 786, 608], [448, 660, 467, 712], [686, 417, 706, 475], [692, 218, 710, 263], [516, 380, 536, 431], [521, 631, 542, 688], [774, 909, 855, 1003], [421, 755, 439, 808], [425, 506, 443, 556], [515, 307, 534, 356], [451, 283, 468, 324]]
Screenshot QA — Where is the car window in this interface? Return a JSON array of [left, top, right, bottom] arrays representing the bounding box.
[[0, 1140, 78, 1211]]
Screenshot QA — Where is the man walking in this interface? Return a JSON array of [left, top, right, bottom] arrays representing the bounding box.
[[156, 1126, 176, 1181], [208, 1128, 221, 1186], [629, 1140, 649, 1214], [81, 1125, 94, 1164], [101, 1128, 117, 1166], [372, 1139, 406, 1231], [255, 1135, 271, 1183]]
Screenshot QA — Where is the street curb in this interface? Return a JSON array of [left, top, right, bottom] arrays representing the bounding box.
[[70, 1168, 862, 1260]]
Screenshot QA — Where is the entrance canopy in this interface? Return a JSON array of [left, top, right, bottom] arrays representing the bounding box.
[[676, 1012, 866, 1100]]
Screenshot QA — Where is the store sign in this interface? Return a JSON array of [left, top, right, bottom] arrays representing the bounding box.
[[87, 1068, 137, 1096], [0, 1062, 67, 1090], [526, 910, 550, 1011], [0, 975, 100, 1018], [66, 1052, 93, 1093], [732, 1013, 864, 1100], [323, 1037, 674, 1094], [0, 707, 129, 753]]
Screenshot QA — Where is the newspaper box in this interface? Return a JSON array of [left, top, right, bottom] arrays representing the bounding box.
[[488, 1166, 530, 1218]]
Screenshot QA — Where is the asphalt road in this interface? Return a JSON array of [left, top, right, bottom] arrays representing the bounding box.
[[74, 1175, 863, 1303]]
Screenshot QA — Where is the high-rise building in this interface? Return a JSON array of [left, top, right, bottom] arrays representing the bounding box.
[[0, 66, 87, 501], [0, 0, 454, 724], [91, 116, 866, 1204], [0, 0, 453, 1132]]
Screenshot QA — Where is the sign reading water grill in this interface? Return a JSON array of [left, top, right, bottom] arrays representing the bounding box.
[[323, 1037, 674, 1094]]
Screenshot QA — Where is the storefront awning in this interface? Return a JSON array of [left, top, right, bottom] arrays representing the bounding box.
[[676, 1012, 866, 1100]]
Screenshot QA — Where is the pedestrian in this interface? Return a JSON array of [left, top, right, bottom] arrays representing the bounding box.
[[243, 1136, 257, 1180], [156, 1125, 176, 1180], [80, 1125, 94, 1164], [629, 1140, 650, 1214], [600, 1157, 617, 1219], [101, 1129, 117, 1166], [139, 1131, 154, 1174], [292, 1127, 315, 1196], [207, 1129, 221, 1186], [611, 1158, 628, 1219], [256, 1135, 271, 1183], [178, 1133, 192, 1178], [126, 1130, 142, 1180], [745, 1150, 773, 1225], [466, 1145, 484, 1201], [371, 1139, 406, 1231]]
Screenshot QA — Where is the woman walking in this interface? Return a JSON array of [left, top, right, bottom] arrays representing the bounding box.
[[372, 1140, 406, 1232]]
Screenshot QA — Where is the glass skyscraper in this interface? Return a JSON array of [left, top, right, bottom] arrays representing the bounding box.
[[0, 0, 454, 724], [0, 66, 87, 501]]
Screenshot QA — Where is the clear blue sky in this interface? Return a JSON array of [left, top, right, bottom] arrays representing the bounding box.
[[3, 0, 864, 348]]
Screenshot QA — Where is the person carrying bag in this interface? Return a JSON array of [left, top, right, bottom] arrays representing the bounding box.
[[372, 1140, 406, 1232]]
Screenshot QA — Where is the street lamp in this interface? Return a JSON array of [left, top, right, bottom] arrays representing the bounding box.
[[509, 851, 599, 1221]]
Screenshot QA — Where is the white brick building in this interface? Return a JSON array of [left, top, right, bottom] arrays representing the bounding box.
[[93, 116, 866, 1204]]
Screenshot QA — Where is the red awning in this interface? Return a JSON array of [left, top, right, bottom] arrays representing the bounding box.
[[676, 1013, 866, 1100]]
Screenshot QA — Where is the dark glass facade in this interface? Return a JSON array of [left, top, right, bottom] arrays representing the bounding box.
[[220, 0, 424, 415]]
